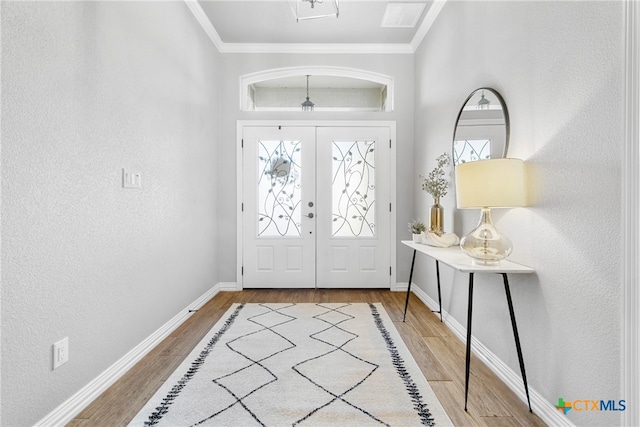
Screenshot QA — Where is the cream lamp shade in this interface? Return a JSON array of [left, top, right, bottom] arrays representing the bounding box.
[[455, 158, 526, 209], [455, 158, 526, 265]]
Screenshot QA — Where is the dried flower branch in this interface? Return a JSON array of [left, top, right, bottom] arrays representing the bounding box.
[[420, 152, 451, 200]]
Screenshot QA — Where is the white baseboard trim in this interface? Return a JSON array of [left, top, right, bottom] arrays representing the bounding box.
[[410, 285, 575, 427], [394, 281, 409, 292], [34, 283, 222, 427], [217, 281, 240, 291]]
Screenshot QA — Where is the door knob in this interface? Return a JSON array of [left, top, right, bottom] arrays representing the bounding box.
[[306, 213, 314, 218]]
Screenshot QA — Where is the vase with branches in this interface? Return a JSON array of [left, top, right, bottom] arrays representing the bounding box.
[[420, 152, 451, 236]]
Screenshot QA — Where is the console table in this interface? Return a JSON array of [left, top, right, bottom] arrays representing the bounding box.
[[401, 240, 534, 412]]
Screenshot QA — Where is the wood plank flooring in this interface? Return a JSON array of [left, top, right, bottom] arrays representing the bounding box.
[[68, 289, 546, 426]]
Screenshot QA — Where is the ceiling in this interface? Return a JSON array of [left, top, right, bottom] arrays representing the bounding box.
[[191, 0, 444, 53]]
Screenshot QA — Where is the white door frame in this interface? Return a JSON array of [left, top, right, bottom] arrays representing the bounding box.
[[236, 120, 397, 291]]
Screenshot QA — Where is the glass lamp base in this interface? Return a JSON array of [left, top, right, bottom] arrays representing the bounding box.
[[471, 258, 501, 266], [460, 208, 512, 264]]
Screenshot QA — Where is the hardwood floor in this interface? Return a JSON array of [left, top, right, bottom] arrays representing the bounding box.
[[68, 289, 546, 426]]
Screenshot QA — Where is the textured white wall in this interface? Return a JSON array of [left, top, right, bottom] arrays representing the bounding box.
[[1, 2, 221, 424], [216, 53, 416, 283], [413, 1, 623, 426]]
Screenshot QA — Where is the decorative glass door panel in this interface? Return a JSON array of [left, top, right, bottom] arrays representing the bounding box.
[[331, 140, 376, 238], [257, 139, 302, 237], [453, 139, 491, 164]]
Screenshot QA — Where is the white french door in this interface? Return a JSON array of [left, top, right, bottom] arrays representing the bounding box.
[[241, 125, 391, 289], [242, 126, 316, 288]]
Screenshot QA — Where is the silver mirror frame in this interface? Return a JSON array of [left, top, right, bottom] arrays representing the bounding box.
[[452, 87, 510, 165]]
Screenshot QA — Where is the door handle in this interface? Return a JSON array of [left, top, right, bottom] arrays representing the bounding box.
[[306, 213, 314, 218]]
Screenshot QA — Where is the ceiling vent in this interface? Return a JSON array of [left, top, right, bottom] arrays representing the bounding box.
[[380, 3, 426, 28]]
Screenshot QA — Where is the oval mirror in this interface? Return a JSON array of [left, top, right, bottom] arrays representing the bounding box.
[[452, 88, 510, 165]]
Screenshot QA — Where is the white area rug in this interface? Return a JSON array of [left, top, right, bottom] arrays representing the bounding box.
[[129, 303, 453, 426]]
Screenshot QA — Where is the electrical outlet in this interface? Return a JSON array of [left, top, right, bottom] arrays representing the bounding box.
[[122, 169, 142, 189], [53, 337, 69, 370]]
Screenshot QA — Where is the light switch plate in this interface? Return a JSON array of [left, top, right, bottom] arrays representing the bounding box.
[[122, 169, 142, 189], [53, 337, 69, 370]]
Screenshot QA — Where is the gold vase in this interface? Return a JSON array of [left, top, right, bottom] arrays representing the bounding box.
[[429, 197, 444, 236]]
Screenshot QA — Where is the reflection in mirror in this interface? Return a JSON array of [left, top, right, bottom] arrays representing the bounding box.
[[452, 88, 509, 165]]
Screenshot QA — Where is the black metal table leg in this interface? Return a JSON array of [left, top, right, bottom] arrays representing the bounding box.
[[502, 273, 533, 412], [403, 250, 417, 322], [464, 273, 474, 411], [431, 260, 443, 322]]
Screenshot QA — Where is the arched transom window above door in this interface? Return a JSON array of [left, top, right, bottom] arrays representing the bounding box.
[[240, 67, 394, 112]]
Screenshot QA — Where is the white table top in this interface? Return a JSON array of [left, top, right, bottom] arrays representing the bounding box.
[[401, 240, 534, 274]]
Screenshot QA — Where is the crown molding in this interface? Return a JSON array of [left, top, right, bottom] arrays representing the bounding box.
[[184, 0, 224, 51], [219, 42, 413, 54], [410, 0, 447, 52], [185, 0, 447, 54]]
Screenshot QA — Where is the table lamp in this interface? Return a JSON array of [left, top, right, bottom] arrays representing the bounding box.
[[455, 158, 526, 265]]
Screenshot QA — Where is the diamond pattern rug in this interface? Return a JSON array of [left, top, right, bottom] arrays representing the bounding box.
[[128, 303, 453, 426]]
